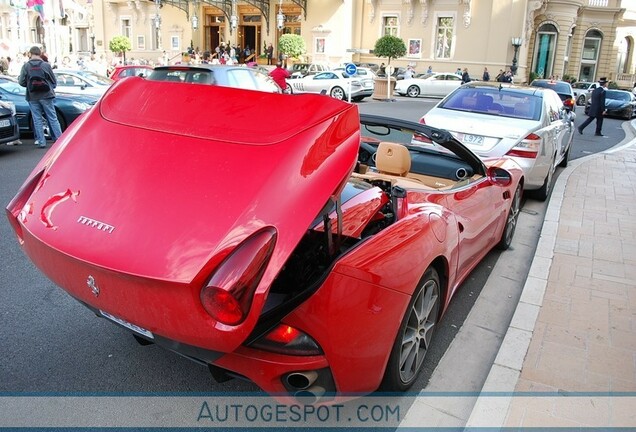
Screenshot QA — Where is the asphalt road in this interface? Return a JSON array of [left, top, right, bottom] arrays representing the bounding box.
[[0, 98, 626, 409]]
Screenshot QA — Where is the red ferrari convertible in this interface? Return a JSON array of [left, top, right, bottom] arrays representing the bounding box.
[[6, 77, 523, 403]]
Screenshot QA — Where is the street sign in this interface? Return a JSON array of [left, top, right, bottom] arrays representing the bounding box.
[[345, 63, 358, 76]]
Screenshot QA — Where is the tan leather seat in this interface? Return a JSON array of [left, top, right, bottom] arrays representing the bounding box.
[[376, 142, 411, 177]]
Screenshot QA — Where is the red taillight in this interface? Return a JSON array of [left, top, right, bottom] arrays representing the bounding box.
[[200, 227, 277, 325], [563, 98, 575, 109], [414, 117, 432, 143], [506, 133, 541, 158], [266, 324, 301, 344], [250, 323, 323, 356]]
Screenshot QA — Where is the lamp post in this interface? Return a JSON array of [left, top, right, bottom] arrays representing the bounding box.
[[511, 36, 522, 75], [276, 0, 284, 31], [154, 0, 162, 51], [230, 0, 237, 35], [90, 33, 95, 54]]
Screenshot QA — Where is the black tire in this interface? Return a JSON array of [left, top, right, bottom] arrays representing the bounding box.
[[381, 267, 441, 391], [532, 157, 555, 201], [406, 85, 420, 98], [286, 83, 293, 94], [330, 86, 345, 100], [576, 95, 585, 106], [559, 144, 570, 168], [496, 183, 522, 250], [352, 96, 364, 102]]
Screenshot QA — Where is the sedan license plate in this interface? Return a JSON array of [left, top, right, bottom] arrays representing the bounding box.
[[0, 119, 11, 128], [461, 133, 484, 145], [100, 310, 154, 339]]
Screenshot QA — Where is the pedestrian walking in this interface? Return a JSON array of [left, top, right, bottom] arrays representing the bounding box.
[[578, 77, 609, 136], [17, 46, 62, 148], [266, 43, 274, 65], [482, 67, 490, 81], [461, 68, 471, 84]]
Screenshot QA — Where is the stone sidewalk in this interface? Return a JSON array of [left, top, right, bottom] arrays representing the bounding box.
[[467, 125, 636, 428]]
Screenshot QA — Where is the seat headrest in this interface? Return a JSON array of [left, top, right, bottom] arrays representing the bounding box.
[[376, 142, 411, 176]]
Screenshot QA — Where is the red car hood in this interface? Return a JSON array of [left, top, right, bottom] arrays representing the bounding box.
[[16, 78, 361, 286]]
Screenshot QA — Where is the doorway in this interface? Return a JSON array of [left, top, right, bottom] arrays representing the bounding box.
[[241, 25, 256, 57]]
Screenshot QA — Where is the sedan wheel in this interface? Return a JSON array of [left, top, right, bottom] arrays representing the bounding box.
[[533, 156, 555, 201], [406, 85, 420, 98], [576, 95, 585, 106], [497, 183, 522, 250], [381, 267, 440, 391], [330, 86, 345, 100]]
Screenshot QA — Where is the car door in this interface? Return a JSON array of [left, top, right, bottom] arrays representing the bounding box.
[[542, 91, 566, 169], [443, 74, 462, 97], [422, 74, 443, 96], [444, 176, 500, 286], [307, 72, 338, 93]]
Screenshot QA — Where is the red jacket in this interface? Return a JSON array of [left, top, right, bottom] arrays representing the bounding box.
[[269, 66, 290, 90]]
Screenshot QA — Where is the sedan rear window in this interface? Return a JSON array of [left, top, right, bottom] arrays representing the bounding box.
[[148, 69, 215, 84], [439, 88, 542, 120]]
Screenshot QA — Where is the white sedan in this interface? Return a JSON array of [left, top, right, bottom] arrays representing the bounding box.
[[288, 70, 374, 102], [395, 72, 463, 98], [53, 69, 114, 97]]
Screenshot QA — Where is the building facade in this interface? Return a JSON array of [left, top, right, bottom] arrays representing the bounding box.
[[1, 0, 635, 87]]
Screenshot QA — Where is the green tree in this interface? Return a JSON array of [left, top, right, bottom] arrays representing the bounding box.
[[278, 34, 306, 60], [373, 35, 406, 65], [109, 36, 132, 64]]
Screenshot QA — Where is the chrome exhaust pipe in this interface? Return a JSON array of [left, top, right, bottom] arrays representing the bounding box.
[[286, 371, 318, 390], [294, 386, 325, 405]]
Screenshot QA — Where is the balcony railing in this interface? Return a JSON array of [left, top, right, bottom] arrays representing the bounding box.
[[588, 0, 608, 6]]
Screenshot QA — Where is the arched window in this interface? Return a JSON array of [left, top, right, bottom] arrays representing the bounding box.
[[533, 23, 558, 78], [579, 29, 603, 82], [617, 37, 632, 74]]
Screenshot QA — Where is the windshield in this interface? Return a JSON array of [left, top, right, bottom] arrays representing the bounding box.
[[572, 82, 592, 89], [531, 80, 572, 95], [606, 90, 631, 101], [440, 88, 542, 120], [76, 71, 114, 85], [0, 79, 25, 95]]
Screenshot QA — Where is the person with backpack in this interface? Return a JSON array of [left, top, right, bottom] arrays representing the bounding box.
[[18, 46, 62, 148]]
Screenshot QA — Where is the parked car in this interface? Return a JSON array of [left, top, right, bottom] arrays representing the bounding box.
[[422, 82, 575, 200], [395, 72, 463, 98], [109, 65, 154, 81], [353, 62, 380, 73], [53, 69, 114, 97], [288, 70, 374, 101], [288, 63, 328, 79], [572, 81, 598, 106], [0, 76, 98, 136], [377, 66, 407, 80], [0, 100, 20, 145], [147, 64, 281, 93], [585, 88, 636, 119], [530, 79, 576, 112], [6, 80, 523, 403], [334, 66, 377, 79]]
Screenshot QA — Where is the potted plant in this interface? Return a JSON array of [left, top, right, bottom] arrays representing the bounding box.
[[278, 34, 306, 68], [372, 35, 406, 100], [109, 36, 132, 65]]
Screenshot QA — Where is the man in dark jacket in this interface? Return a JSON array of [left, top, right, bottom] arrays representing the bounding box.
[[18, 46, 62, 148], [578, 77, 608, 136]]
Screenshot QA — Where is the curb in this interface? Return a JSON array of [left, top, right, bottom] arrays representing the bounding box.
[[465, 120, 636, 427]]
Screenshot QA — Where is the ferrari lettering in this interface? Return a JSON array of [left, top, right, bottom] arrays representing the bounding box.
[[77, 215, 115, 234]]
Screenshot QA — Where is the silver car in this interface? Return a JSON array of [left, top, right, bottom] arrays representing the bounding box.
[[572, 81, 598, 106], [53, 69, 114, 97], [288, 70, 374, 102], [422, 82, 575, 201]]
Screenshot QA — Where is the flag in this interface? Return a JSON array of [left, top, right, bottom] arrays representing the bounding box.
[[26, 0, 45, 20]]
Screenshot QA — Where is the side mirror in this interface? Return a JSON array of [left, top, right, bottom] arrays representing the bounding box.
[[488, 166, 512, 187]]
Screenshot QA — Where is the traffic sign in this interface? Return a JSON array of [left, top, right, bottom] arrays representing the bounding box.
[[344, 63, 358, 76]]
